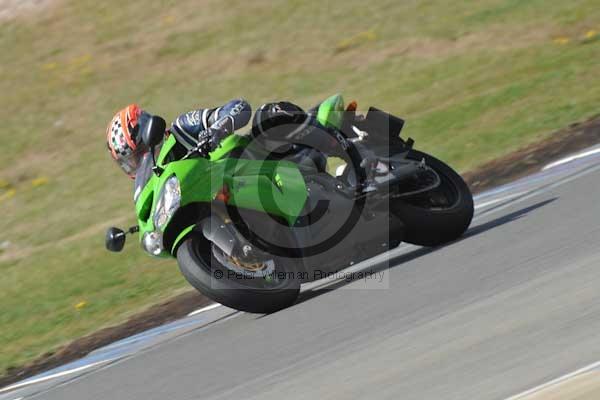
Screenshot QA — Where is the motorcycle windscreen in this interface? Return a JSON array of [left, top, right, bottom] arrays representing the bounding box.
[[134, 152, 154, 202]]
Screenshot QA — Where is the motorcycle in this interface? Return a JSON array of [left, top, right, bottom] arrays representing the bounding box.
[[105, 95, 474, 313]]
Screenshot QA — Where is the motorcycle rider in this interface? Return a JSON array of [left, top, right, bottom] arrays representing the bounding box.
[[106, 99, 333, 177], [107, 99, 250, 177]]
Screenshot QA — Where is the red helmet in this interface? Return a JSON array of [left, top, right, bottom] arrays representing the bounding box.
[[106, 104, 145, 177]]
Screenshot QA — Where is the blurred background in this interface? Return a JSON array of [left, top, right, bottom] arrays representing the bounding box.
[[1, 0, 599, 375]]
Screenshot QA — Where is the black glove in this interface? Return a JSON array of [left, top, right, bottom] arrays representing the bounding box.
[[196, 126, 230, 156]]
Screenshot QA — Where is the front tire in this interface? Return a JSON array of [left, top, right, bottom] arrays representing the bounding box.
[[391, 150, 474, 246], [177, 234, 300, 314]]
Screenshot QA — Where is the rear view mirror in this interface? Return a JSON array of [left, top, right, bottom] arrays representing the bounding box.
[[105, 227, 126, 252], [141, 115, 166, 148]]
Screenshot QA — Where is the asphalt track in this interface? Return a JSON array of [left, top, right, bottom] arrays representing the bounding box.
[[3, 147, 600, 400]]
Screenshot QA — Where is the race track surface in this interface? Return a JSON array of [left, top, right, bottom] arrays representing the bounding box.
[[4, 152, 600, 400]]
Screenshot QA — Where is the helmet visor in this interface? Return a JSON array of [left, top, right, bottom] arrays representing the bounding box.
[[113, 146, 145, 177]]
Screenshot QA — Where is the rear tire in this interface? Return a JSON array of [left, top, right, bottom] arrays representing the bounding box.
[[177, 234, 300, 314], [391, 150, 473, 246]]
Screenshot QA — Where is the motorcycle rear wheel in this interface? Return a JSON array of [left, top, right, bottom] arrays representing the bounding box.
[[391, 150, 473, 246]]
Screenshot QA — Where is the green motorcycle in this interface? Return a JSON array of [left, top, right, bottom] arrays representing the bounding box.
[[105, 95, 473, 313]]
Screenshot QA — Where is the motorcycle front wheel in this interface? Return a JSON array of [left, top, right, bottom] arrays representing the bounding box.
[[177, 234, 301, 314]]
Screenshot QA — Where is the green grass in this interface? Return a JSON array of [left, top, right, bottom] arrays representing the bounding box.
[[1, 0, 600, 373]]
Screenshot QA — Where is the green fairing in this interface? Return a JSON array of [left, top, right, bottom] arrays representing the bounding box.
[[316, 94, 345, 130], [135, 134, 308, 256]]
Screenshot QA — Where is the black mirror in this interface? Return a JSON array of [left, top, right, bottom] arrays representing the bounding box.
[[105, 227, 126, 252], [141, 115, 166, 148]]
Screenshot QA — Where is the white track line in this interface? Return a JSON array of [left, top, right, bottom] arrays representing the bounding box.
[[0, 360, 110, 394], [542, 147, 600, 171], [187, 303, 221, 317], [0, 304, 224, 393], [504, 360, 600, 400], [476, 162, 600, 220]]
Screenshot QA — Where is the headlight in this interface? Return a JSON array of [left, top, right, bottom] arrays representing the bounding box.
[[142, 231, 163, 256], [153, 176, 181, 230]]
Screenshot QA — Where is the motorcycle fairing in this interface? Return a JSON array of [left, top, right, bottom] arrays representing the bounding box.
[[134, 135, 309, 255]]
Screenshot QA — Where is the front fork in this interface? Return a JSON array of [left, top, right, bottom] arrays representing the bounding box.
[[199, 209, 269, 265]]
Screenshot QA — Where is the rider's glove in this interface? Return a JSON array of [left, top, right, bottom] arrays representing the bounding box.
[[196, 126, 230, 156]]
